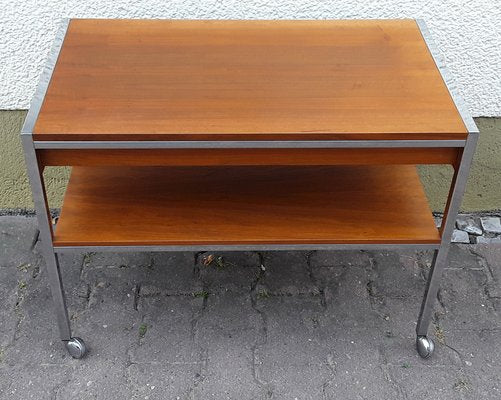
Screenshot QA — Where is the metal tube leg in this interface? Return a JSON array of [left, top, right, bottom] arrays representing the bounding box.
[[20, 19, 86, 358], [415, 133, 478, 358], [42, 252, 72, 340], [416, 247, 449, 336], [21, 134, 72, 341]]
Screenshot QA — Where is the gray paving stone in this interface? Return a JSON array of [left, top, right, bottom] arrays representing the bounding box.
[[260, 251, 317, 295], [474, 244, 501, 300], [55, 361, 131, 400], [371, 293, 463, 369], [371, 295, 422, 338], [254, 296, 333, 399], [456, 216, 483, 235], [323, 333, 400, 400], [480, 216, 501, 233], [79, 252, 152, 310], [127, 363, 200, 400], [0, 216, 38, 268], [0, 261, 22, 348], [131, 296, 203, 364], [439, 268, 500, 331], [368, 251, 426, 299], [383, 334, 466, 372], [444, 329, 501, 400], [474, 244, 501, 276], [79, 266, 139, 312], [315, 264, 379, 329], [57, 253, 89, 311], [2, 265, 65, 365], [446, 245, 484, 270], [388, 365, 469, 400], [0, 216, 42, 348], [84, 251, 199, 297], [148, 252, 198, 294], [0, 364, 72, 400], [194, 293, 267, 399], [196, 292, 262, 349], [83, 252, 154, 270], [309, 250, 371, 268], [475, 236, 501, 244], [452, 229, 470, 243], [195, 345, 268, 400], [197, 251, 261, 294], [70, 298, 139, 361]]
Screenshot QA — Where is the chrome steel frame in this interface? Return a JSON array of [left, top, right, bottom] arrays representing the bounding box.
[[415, 120, 478, 337], [414, 20, 479, 339], [21, 18, 479, 355], [54, 243, 441, 253], [21, 19, 71, 343]]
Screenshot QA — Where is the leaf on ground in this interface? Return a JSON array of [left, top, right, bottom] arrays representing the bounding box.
[[138, 323, 148, 338]]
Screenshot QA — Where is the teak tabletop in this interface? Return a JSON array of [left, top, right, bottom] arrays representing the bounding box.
[[33, 19, 467, 142]]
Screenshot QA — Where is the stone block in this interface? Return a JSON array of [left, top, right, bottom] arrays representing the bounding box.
[[388, 365, 469, 400], [127, 362, 201, 400], [456, 216, 482, 235], [197, 251, 261, 294], [444, 329, 501, 400], [254, 296, 333, 399], [131, 296, 203, 364], [368, 251, 426, 300], [452, 229, 470, 243], [480, 217, 501, 234], [259, 251, 317, 295], [475, 236, 501, 244], [439, 268, 500, 331], [309, 250, 371, 268]]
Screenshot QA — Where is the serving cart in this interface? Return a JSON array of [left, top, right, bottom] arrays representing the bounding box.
[[21, 19, 478, 359]]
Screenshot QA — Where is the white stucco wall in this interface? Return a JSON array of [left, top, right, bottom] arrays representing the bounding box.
[[1, 0, 500, 115]]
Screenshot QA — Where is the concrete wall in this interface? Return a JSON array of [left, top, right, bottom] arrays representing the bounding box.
[[1, 0, 500, 115], [0, 111, 500, 212]]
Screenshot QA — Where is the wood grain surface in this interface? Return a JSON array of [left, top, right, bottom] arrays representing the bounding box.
[[54, 165, 440, 246], [39, 147, 460, 167], [34, 19, 466, 142]]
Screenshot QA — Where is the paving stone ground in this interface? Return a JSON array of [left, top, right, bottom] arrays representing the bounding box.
[[0, 215, 500, 399]]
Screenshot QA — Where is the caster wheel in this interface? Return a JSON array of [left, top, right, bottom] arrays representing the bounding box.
[[65, 337, 87, 359], [416, 336, 434, 359]]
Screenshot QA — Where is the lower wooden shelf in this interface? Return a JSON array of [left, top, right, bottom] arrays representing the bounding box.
[[54, 165, 440, 247]]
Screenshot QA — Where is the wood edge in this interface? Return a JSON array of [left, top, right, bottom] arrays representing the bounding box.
[[32, 132, 469, 142], [53, 238, 442, 247]]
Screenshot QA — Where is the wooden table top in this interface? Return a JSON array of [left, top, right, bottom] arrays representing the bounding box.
[[33, 19, 466, 142]]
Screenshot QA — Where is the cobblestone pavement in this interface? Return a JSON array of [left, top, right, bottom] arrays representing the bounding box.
[[1, 215, 500, 399], [436, 213, 501, 244]]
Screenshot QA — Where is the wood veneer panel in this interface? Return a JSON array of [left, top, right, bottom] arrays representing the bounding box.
[[34, 19, 466, 141], [39, 148, 459, 167], [54, 166, 440, 246]]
